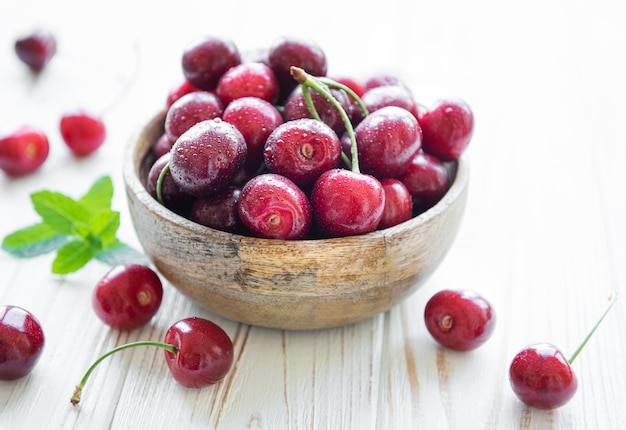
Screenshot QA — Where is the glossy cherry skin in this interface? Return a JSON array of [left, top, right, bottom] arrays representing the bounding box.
[[189, 185, 245, 234], [355, 106, 422, 179], [378, 178, 413, 229], [0, 305, 45, 380], [311, 169, 385, 237], [92, 264, 163, 331], [60, 111, 106, 156], [147, 153, 195, 216], [166, 79, 200, 108], [419, 98, 473, 161], [509, 343, 578, 409], [164, 91, 224, 141], [0, 126, 49, 176], [163, 317, 234, 388], [222, 96, 283, 176], [216, 62, 279, 105], [424, 289, 495, 351], [238, 173, 312, 239], [15, 30, 56, 72], [169, 119, 247, 196], [264, 118, 342, 189], [181, 35, 241, 90], [398, 150, 450, 213]]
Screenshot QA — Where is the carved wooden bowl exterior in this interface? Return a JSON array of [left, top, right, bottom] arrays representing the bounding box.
[[123, 112, 469, 330]]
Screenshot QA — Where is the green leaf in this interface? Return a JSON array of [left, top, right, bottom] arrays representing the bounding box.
[[1, 223, 70, 258], [90, 209, 120, 246], [95, 241, 149, 266], [79, 175, 113, 215], [31, 190, 91, 236], [52, 240, 94, 274]]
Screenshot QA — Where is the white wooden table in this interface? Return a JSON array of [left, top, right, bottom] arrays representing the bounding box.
[[1, 0, 625, 428]]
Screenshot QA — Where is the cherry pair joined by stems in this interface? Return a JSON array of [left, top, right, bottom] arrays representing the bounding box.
[[71, 316, 234, 406]]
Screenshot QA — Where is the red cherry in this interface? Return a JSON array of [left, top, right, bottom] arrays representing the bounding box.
[[14, 30, 57, 72], [0, 126, 49, 176], [311, 169, 385, 237], [163, 317, 234, 388], [0, 305, 45, 380], [509, 343, 578, 410], [181, 35, 241, 90], [71, 317, 234, 406], [216, 62, 279, 105], [424, 289, 495, 351], [378, 178, 413, 229], [166, 79, 201, 108], [398, 150, 450, 213], [419, 98, 474, 161], [60, 111, 106, 156], [92, 264, 163, 331]]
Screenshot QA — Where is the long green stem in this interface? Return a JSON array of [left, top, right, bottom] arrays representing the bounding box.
[[71, 340, 178, 406], [318, 77, 369, 119], [290, 66, 361, 173], [569, 292, 618, 364]]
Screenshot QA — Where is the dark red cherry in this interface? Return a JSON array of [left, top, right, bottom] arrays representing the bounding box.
[[163, 317, 234, 388], [0, 305, 45, 380], [399, 150, 450, 213], [60, 111, 106, 156], [0, 126, 49, 176], [147, 153, 195, 216], [283, 85, 352, 137], [361, 85, 419, 119], [419, 98, 474, 161], [311, 169, 385, 237], [151, 133, 175, 160], [238, 173, 312, 239], [189, 185, 245, 234], [222, 96, 283, 175], [92, 264, 163, 331], [424, 289, 495, 351], [71, 317, 234, 405], [181, 35, 241, 90], [355, 106, 422, 179], [364, 74, 407, 91], [378, 178, 413, 229], [169, 119, 247, 196], [164, 91, 224, 141], [14, 30, 56, 72], [216, 62, 279, 105], [509, 343, 578, 410], [263, 118, 342, 189]]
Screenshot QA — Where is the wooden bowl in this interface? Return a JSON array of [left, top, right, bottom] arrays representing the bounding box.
[[123, 111, 469, 330]]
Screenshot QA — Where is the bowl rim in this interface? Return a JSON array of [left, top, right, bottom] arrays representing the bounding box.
[[123, 110, 470, 245]]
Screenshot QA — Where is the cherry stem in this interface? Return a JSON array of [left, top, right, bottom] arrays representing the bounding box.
[[71, 340, 178, 406], [569, 292, 618, 364], [290, 66, 361, 173], [155, 161, 170, 205]]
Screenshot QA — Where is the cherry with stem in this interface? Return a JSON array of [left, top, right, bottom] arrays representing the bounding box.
[[509, 292, 618, 410]]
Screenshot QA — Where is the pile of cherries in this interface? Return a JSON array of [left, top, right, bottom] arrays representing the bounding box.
[[0, 30, 108, 178], [146, 35, 474, 239]]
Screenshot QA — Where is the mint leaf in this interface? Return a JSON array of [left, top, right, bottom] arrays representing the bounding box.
[[79, 175, 113, 214], [1, 223, 70, 258], [52, 239, 94, 274], [31, 190, 91, 237], [95, 241, 149, 266], [90, 209, 120, 247]]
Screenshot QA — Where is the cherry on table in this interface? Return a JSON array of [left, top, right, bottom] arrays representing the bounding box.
[[71, 316, 234, 406], [14, 30, 57, 73], [0, 305, 45, 380], [509, 293, 618, 410], [424, 289, 495, 351], [60, 111, 106, 156], [0, 125, 49, 176], [92, 264, 163, 331]]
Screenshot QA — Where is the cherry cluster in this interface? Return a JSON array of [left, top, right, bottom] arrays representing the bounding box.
[[146, 35, 474, 239], [0, 31, 108, 177]]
